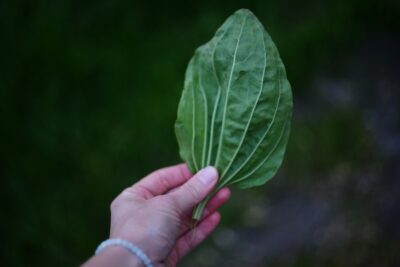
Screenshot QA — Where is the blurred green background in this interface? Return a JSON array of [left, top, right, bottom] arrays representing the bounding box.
[[1, 0, 399, 266]]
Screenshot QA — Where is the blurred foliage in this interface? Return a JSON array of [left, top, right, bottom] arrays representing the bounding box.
[[0, 0, 399, 266]]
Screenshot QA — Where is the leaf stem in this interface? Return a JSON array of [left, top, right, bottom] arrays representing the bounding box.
[[192, 194, 212, 220]]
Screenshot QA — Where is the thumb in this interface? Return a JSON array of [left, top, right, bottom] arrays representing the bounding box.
[[169, 166, 218, 213]]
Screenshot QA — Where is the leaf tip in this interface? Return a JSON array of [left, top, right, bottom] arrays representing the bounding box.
[[235, 8, 255, 17]]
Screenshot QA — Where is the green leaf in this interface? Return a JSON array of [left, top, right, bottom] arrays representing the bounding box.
[[175, 9, 293, 220]]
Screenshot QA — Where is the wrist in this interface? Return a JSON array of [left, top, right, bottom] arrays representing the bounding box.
[[83, 245, 145, 267], [96, 238, 154, 267], [95, 246, 145, 267], [110, 231, 162, 264], [99, 246, 145, 267]]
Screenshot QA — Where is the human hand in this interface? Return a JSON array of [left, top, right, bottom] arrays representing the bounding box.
[[108, 163, 230, 267]]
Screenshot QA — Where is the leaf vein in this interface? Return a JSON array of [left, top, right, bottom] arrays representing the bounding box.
[[191, 84, 199, 171], [220, 20, 267, 179], [206, 19, 234, 166], [232, 111, 290, 185], [199, 68, 208, 168], [214, 15, 248, 167], [220, 47, 282, 186]]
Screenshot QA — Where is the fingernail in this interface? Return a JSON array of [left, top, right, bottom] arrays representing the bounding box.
[[198, 166, 218, 185]]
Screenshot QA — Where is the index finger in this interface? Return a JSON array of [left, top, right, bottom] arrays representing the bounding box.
[[131, 163, 193, 198]]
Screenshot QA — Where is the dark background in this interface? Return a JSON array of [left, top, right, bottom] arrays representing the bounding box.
[[1, 0, 399, 266]]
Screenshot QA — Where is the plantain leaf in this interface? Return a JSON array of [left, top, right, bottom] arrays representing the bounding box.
[[175, 9, 293, 220]]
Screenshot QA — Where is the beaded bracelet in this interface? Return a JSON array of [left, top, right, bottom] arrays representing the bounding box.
[[95, 238, 154, 267]]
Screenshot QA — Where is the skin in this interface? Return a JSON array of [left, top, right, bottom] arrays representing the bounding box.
[[82, 164, 231, 267]]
